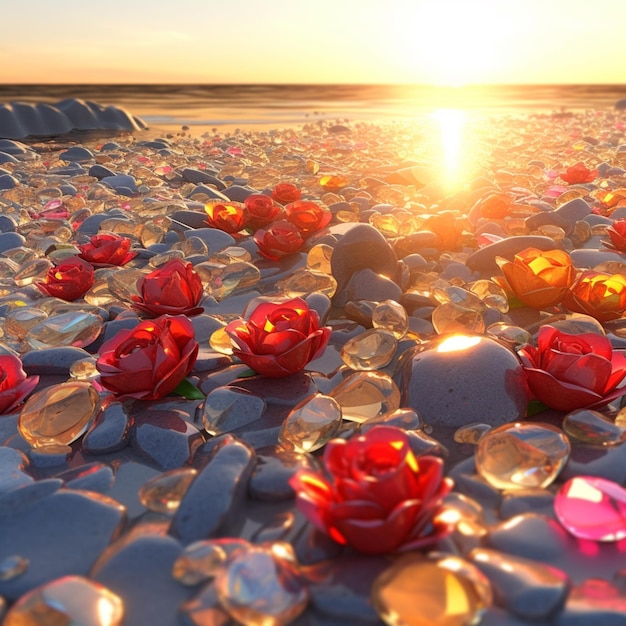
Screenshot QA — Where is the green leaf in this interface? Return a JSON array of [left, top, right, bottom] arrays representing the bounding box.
[[237, 368, 258, 378], [508, 295, 527, 310], [526, 399, 549, 417], [173, 378, 205, 400]]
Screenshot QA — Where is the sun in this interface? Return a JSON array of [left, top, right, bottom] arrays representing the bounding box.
[[391, 0, 523, 86]]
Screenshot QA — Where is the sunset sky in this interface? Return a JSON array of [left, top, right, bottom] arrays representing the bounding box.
[[2, 0, 623, 85]]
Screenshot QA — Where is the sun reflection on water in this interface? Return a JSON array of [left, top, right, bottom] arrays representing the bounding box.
[[432, 108, 467, 191]]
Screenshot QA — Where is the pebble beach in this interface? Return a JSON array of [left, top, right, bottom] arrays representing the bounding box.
[[0, 94, 626, 625]]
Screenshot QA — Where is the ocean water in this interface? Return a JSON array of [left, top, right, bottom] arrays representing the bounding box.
[[1, 84, 626, 131]]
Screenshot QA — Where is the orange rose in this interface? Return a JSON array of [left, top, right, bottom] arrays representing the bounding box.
[[205, 201, 249, 234], [564, 271, 626, 322], [496, 247, 576, 309]]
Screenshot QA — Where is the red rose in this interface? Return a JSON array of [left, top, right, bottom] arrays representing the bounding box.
[[271, 182, 301, 205], [37, 256, 94, 301], [289, 426, 453, 554], [0, 354, 39, 415], [253, 220, 304, 261], [564, 270, 626, 322], [604, 219, 626, 252], [244, 194, 284, 229], [518, 325, 626, 412], [96, 315, 198, 400], [560, 162, 598, 185], [284, 201, 332, 238], [225, 298, 331, 377], [132, 258, 204, 318], [205, 201, 249, 234], [475, 192, 512, 220], [78, 233, 137, 267]]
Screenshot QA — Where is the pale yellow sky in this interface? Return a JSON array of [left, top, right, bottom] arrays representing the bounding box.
[[1, 0, 624, 85]]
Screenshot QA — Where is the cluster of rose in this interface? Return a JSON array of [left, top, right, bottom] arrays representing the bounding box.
[[2, 166, 626, 556]]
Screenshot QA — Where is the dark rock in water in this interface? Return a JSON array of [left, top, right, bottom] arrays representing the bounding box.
[[466, 235, 563, 273], [330, 223, 400, 304], [186, 184, 230, 201], [88, 164, 116, 179], [0, 484, 125, 601], [169, 435, 255, 543], [59, 146, 94, 162], [131, 411, 205, 470], [0, 139, 31, 155], [469, 547, 570, 621], [0, 99, 147, 139], [101, 174, 138, 193], [82, 401, 132, 455], [185, 227, 236, 253], [92, 535, 195, 626]]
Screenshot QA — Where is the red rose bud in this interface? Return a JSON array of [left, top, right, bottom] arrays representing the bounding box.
[[78, 233, 137, 267], [271, 182, 301, 205], [205, 201, 249, 234], [604, 219, 626, 252], [0, 354, 39, 415], [290, 426, 454, 554], [560, 162, 598, 185], [253, 220, 304, 261], [518, 325, 626, 412], [132, 258, 205, 318], [244, 193, 284, 229], [37, 256, 94, 301], [96, 314, 198, 400], [225, 297, 331, 377], [284, 201, 331, 238]]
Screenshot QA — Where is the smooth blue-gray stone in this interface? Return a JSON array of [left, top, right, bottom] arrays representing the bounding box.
[[131, 411, 205, 470], [170, 209, 209, 229], [0, 485, 125, 600], [0, 174, 17, 189], [466, 235, 563, 272], [499, 490, 556, 520], [184, 227, 236, 253], [21, 346, 92, 376], [570, 248, 626, 268], [0, 231, 25, 254], [181, 167, 226, 189], [101, 174, 138, 193], [28, 446, 71, 468], [82, 401, 133, 454], [221, 184, 255, 201], [92, 535, 194, 626], [555, 197, 592, 222], [56, 463, 115, 493], [186, 184, 230, 201], [469, 548, 570, 620], [555, 588, 626, 626], [76, 212, 119, 235], [248, 451, 311, 502], [0, 139, 30, 154], [202, 386, 266, 435], [0, 152, 18, 164], [560, 440, 626, 484], [88, 164, 116, 179], [0, 447, 33, 495], [59, 146, 95, 162], [104, 461, 160, 519], [341, 267, 403, 305], [169, 436, 255, 543]]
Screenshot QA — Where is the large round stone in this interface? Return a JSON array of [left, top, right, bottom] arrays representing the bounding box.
[[397, 335, 527, 457]]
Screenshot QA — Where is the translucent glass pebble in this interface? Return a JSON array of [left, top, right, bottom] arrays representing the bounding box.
[[486, 323, 531, 348], [372, 299, 409, 339], [277, 269, 337, 299], [562, 408, 626, 446], [340, 328, 397, 370], [454, 423, 492, 445], [215, 544, 308, 626], [329, 371, 401, 423], [4, 307, 48, 339], [0, 555, 28, 581], [197, 262, 260, 301], [25, 311, 102, 349], [432, 302, 486, 335], [555, 476, 626, 541], [3, 575, 123, 626], [18, 381, 100, 447], [371, 554, 492, 626], [171, 538, 249, 586], [278, 393, 342, 453], [467, 279, 510, 313], [306, 243, 333, 274], [476, 422, 570, 490], [209, 325, 234, 355], [138, 467, 198, 514]]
